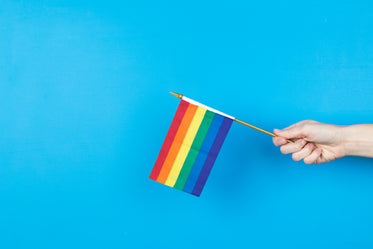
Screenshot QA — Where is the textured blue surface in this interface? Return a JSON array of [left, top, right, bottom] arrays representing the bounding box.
[[1, 1, 373, 248]]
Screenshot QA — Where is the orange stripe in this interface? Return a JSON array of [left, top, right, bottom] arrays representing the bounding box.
[[156, 104, 198, 184]]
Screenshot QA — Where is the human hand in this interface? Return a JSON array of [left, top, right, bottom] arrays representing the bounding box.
[[272, 120, 346, 164]]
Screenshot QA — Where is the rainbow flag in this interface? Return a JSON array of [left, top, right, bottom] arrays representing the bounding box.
[[149, 96, 233, 196]]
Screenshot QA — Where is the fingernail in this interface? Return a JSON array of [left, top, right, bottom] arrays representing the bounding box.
[[279, 138, 286, 145]]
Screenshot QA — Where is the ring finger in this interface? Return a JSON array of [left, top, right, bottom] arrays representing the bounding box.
[[292, 143, 315, 161]]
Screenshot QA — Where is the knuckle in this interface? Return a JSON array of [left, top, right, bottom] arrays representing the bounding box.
[[306, 143, 314, 152], [296, 140, 306, 150], [303, 119, 316, 124]]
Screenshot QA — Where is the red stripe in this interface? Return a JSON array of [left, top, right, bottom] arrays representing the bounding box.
[[149, 100, 189, 180]]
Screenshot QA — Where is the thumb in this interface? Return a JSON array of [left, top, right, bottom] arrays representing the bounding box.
[[274, 126, 304, 139]]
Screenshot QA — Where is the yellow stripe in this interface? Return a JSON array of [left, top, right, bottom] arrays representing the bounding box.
[[165, 107, 206, 187]]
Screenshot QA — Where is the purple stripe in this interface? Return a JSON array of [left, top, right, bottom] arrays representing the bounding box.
[[191, 117, 233, 196]]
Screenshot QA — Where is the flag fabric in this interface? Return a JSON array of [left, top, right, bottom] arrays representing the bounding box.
[[149, 96, 234, 196]]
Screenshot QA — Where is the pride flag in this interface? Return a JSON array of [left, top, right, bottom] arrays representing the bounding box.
[[149, 96, 233, 196]]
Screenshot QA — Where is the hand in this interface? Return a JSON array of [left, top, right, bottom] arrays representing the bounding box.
[[272, 120, 346, 165]]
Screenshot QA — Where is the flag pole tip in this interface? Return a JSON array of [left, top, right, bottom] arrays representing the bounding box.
[[170, 92, 183, 99]]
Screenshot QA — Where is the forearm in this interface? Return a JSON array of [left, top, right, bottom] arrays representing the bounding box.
[[341, 124, 373, 158]]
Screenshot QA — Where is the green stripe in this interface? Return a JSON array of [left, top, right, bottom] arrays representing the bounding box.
[[174, 110, 215, 190]]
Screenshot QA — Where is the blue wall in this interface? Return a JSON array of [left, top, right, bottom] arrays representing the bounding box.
[[1, 1, 373, 248]]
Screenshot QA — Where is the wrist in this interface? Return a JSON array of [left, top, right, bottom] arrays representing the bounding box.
[[340, 125, 353, 157], [340, 124, 373, 157]]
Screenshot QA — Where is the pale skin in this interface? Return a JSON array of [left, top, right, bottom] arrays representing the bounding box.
[[272, 120, 373, 165]]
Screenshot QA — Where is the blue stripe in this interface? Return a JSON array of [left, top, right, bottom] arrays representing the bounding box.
[[192, 117, 233, 196], [182, 114, 224, 194]]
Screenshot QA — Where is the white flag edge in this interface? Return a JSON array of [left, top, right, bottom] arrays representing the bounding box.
[[182, 96, 235, 120]]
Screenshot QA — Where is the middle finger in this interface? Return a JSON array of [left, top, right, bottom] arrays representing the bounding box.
[[280, 139, 307, 154]]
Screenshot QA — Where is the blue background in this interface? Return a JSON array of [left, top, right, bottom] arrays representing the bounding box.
[[1, 1, 373, 248]]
